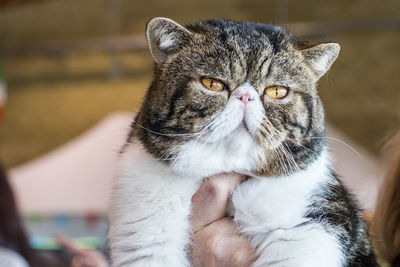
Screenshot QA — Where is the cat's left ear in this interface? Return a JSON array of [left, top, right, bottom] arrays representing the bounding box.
[[146, 17, 192, 64], [301, 43, 340, 80]]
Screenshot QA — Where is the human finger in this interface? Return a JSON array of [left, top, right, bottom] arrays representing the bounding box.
[[55, 235, 87, 256], [190, 217, 254, 267], [191, 173, 246, 232]]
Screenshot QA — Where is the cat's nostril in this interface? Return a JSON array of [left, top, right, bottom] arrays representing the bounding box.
[[238, 93, 251, 104]]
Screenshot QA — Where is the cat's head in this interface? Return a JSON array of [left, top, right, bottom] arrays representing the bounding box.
[[134, 18, 339, 177]]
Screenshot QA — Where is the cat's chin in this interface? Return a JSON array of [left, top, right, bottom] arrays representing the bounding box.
[[232, 120, 253, 138]]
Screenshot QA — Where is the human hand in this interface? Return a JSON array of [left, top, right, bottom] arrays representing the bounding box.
[[189, 173, 255, 267], [55, 235, 108, 267]]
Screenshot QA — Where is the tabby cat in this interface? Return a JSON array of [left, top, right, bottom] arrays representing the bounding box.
[[108, 18, 377, 266]]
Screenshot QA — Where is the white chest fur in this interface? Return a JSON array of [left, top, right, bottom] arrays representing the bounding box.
[[233, 150, 330, 231], [231, 151, 344, 266], [109, 142, 202, 266]]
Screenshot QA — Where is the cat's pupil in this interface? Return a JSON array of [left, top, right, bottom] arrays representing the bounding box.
[[275, 88, 278, 96], [210, 80, 214, 88]]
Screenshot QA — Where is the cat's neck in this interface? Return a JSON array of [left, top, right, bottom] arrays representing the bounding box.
[[254, 148, 331, 185], [122, 137, 330, 186]]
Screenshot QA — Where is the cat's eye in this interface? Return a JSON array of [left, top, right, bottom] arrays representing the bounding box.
[[201, 77, 226, 92], [265, 86, 289, 99]]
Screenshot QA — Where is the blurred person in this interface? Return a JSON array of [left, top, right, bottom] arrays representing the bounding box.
[[374, 132, 400, 267], [0, 162, 107, 267], [55, 236, 107, 267], [0, 162, 37, 267]]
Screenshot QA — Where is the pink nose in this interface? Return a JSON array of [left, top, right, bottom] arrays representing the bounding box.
[[238, 93, 251, 104]]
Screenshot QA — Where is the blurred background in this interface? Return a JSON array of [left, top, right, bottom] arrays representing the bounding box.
[[0, 0, 399, 260]]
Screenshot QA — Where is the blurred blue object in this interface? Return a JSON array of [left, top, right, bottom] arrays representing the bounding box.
[[55, 214, 69, 227], [25, 215, 108, 250]]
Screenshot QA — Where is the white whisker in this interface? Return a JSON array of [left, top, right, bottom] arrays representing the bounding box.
[[131, 120, 212, 138], [286, 136, 362, 160]]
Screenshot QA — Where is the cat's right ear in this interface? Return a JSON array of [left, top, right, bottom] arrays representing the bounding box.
[[146, 17, 192, 64]]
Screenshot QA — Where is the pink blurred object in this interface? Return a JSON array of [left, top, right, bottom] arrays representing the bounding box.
[[9, 112, 133, 215]]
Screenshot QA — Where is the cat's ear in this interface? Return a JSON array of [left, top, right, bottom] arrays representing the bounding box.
[[301, 43, 340, 80], [146, 17, 192, 64]]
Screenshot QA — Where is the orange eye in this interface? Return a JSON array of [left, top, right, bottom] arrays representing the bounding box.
[[201, 77, 226, 92], [265, 86, 289, 99]]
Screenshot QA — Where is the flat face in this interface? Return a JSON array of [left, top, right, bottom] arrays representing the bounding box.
[[136, 19, 328, 177]]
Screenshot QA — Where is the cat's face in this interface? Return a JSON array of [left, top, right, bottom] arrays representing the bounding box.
[[135, 18, 339, 178]]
